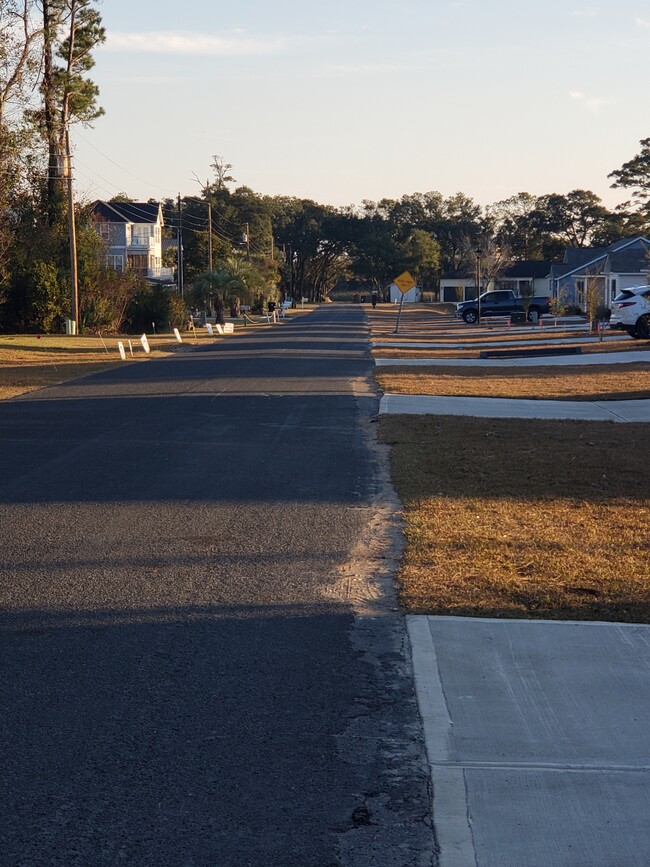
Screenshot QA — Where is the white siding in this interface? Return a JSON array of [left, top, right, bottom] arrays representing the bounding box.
[[389, 284, 422, 302]]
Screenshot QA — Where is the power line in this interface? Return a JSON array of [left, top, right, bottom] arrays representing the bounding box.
[[73, 156, 136, 198], [165, 207, 241, 246], [74, 130, 175, 197], [70, 151, 270, 255], [167, 211, 209, 230]]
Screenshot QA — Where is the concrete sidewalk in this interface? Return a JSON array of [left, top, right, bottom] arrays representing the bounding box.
[[408, 616, 650, 867], [376, 350, 650, 367], [380, 393, 650, 422]]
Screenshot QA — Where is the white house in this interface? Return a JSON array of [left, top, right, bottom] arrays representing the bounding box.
[[498, 261, 552, 298], [440, 261, 553, 303], [439, 275, 476, 303], [89, 200, 174, 283]]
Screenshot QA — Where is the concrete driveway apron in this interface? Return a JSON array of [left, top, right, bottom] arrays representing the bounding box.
[[409, 616, 650, 867]]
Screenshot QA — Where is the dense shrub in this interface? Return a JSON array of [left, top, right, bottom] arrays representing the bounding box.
[[24, 260, 66, 332], [123, 283, 186, 333]]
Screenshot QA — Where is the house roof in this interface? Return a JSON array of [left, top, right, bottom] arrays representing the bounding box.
[[502, 260, 552, 279], [553, 237, 650, 280], [563, 247, 607, 267], [439, 272, 474, 281], [441, 261, 554, 282], [90, 200, 162, 225], [607, 248, 650, 274]]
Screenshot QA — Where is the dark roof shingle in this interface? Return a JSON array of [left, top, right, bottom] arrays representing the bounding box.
[[90, 201, 161, 224]]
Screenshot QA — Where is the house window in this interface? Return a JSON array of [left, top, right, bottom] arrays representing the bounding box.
[[500, 280, 516, 291], [132, 225, 152, 245], [127, 253, 148, 275], [576, 278, 586, 307], [108, 255, 124, 272]]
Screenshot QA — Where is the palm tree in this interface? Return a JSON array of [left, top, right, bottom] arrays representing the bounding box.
[[190, 256, 273, 322]]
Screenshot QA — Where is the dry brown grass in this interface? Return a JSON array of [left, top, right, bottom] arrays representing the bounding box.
[[373, 329, 586, 343], [0, 316, 297, 400], [380, 415, 650, 621], [376, 363, 650, 401], [0, 332, 199, 399]]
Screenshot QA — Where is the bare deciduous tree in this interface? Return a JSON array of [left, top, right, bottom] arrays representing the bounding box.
[[0, 0, 42, 125]]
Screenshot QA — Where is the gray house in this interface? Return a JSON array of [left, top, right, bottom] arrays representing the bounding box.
[[550, 236, 650, 311], [89, 200, 174, 284]]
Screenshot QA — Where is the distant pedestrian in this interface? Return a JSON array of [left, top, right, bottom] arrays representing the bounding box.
[[371, 291, 378, 309]]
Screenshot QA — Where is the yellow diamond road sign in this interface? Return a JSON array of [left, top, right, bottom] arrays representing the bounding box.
[[393, 271, 417, 294]]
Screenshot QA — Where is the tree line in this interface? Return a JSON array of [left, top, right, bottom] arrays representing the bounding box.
[[2, 1, 650, 332], [166, 160, 650, 316]]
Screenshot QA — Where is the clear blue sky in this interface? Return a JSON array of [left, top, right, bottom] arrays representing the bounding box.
[[72, 0, 649, 209]]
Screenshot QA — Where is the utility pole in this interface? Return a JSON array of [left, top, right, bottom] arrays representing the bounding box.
[[177, 193, 184, 297], [207, 202, 213, 272], [288, 244, 293, 300], [65, 126, 79, 333], [476, 246, 482, 324], [185, 196, 213, 272]]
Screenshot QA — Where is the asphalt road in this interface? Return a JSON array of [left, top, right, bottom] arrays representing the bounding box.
[[0, 305, 435, 867]]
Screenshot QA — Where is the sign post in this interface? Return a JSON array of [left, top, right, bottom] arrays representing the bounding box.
[[392, 271, 417, 334]]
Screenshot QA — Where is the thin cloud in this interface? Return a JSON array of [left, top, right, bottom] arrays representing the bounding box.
[[635, 16, 650, 28], [571, 7, 599, 16], [331, 62, 413, 74], [105, 31, 288, 56], [585, 97, 607, 110], [113, 76, 191, 84], [568, 90, 608, 111]]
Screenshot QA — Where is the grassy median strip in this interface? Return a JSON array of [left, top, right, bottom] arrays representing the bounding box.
[[373, 342, 648, 359], [372, 330, 586, 343], [376, 363, 650, 401], [380, 414, 650, 621]]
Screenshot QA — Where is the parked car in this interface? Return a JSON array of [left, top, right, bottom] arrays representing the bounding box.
[[455, 290, 551, 324], [608, 285, 650, 339]]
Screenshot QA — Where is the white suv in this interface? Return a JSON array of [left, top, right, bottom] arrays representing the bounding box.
[[609, 285, 650, 339]]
